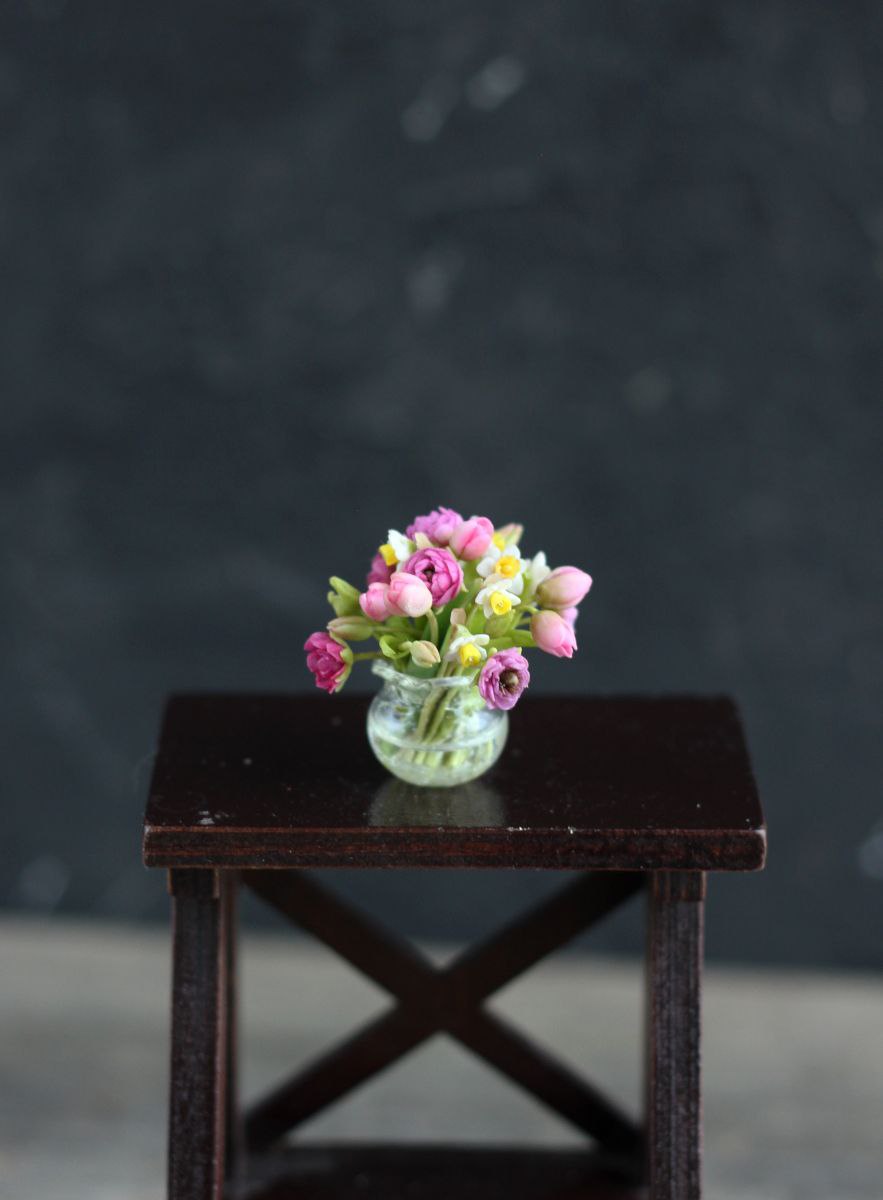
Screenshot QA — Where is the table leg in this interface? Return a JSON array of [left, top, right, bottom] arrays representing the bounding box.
[[647, 871, 705, 1200], [168, 869, 229, 1200], [223, 873, 244, 1183]]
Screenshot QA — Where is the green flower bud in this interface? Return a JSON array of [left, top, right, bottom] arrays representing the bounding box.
[[403, 639, 441, 667], [327, 615, 374, 641], [485, 613, 517, 638]]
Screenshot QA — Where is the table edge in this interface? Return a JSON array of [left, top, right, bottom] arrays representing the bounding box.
[[143, 823, 766, 872]]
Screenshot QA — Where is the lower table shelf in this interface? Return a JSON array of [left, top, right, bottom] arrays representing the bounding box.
[[229, 1144, 644, 1200]]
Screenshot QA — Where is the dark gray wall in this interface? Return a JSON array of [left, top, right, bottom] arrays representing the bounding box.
[[2, 0, 882, 968]]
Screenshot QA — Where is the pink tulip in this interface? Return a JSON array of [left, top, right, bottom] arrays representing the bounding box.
[[531, 610, 578, 658], [561, 606, 579, 629], [536, 566, 592, 611], [449, 516, 494, 561], [359, 583, 393, 622], [387, 571, 433, 618]]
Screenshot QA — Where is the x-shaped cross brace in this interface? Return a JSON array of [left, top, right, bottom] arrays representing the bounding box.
[[242, 869, 644, 1166]]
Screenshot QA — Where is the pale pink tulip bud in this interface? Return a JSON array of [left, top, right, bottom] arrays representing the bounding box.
[[387, 571, 433, 618], [531, 610, 578, 658], [359, 582, 393, 622], [449, 516, 494, 561], [536, 566, 592, 610], [560, 607, 579, 629]]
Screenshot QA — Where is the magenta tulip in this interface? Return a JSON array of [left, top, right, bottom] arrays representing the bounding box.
[[304, 631, 351, 693]]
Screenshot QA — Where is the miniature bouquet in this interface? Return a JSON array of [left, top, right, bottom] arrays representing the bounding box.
[[304, 507, 592, 786]]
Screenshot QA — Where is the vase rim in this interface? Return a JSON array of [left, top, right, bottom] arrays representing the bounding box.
[[371, 658, 475, 690]]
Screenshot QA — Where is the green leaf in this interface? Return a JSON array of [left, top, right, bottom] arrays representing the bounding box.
[[379, 635, 403, 659], [329, 576, 360, 601], [490, 632, 535, 651], [327, 589, 360, 618], [468, 608, 488, 635]]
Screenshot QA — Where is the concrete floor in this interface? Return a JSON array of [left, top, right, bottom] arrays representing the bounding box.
[[0, 917, 880, 1200]]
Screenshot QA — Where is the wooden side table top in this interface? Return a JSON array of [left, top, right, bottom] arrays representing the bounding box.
[[142, 693, 766, 873]]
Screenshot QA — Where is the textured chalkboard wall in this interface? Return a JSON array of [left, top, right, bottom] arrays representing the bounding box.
[[2, 0, 881, 968]]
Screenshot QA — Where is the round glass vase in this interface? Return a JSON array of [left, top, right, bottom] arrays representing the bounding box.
[[366, 659, 508, 787]]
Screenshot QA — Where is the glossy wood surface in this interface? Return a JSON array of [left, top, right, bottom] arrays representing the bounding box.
[[167, 869, 229, 1200], [232, 1145, 641, 1200], [647, 871, 705, 1199], [143, 694, 765, 871]]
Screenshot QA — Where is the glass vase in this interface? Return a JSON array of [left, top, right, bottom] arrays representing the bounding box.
[[366, 660, 508, 787]]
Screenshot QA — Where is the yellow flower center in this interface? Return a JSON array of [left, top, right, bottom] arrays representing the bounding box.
[[458, 643, 482, 668], [496, 554, 519, 578], [489, 591, 513, 616], [492, 532, 506, 549], [378, 542, 398, 566]]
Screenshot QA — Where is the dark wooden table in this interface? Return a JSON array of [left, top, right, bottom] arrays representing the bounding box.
[[143, 693, 766, 1200]]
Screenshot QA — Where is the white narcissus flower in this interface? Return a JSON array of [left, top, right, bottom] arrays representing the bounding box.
[[475, 573, 523, 618], [446, 627, 490, 668], [378, 529, 415, 568], [524, 550, 551, 600], [475, 543, 525, 617], [476, 542, 524, 584]]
